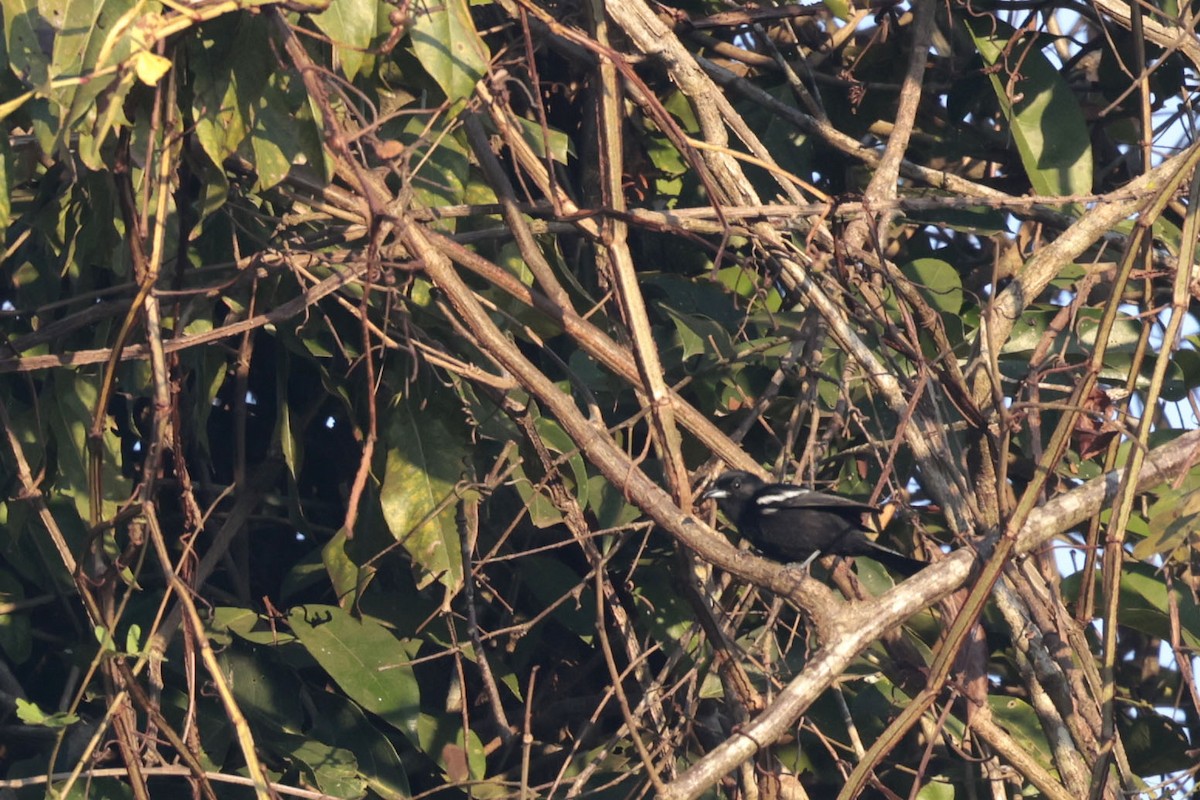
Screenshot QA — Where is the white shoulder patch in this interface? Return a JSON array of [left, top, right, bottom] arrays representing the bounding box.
[[756, 489, 809, 506]]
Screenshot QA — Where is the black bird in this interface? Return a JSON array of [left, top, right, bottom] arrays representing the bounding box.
[[701, 471, 925, 576]]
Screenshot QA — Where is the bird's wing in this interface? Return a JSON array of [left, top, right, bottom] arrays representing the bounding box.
[[753, 485, 878, 513]]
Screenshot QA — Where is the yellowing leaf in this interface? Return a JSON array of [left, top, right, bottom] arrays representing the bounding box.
[[133, 50, 171, 85], [409, 0, 488, 102]]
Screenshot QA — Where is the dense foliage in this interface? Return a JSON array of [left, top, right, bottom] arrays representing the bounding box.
[[0, 0, 1198, 797]]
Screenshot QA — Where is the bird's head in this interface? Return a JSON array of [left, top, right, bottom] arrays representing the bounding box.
[[701, 470, 764, 520]]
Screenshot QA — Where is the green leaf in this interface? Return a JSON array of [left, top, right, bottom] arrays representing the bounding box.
[[915, 780, 957, 800], [462, 727, 487, 780], [632, 567, 699, 655], [964, 21, 1092, 196], [1117, 704, 1193, 775], [513, 116, 571, 165], [1163, 348, 1200, 401], [587, 474, 642, 530], [988, 695, 1053, 767], [398, 115, 470, 213], [659, 303, 726, 361], [1135, 485, 1200, 560], [76, 69, 135, 170], [276, 352, 300, 482], [218, 645, 306, 732], [280, 547, 329, 603], [515, 556, 593, 640], [271, 731, 366, 798], [409, 0, 488, 103], [537, 415, 588, 506], [379, 396, 466, 592], [901, 258, 962, 315], [124, 623, 142, 655], [644, 132, 686, 175], [1116, 567, 1200, 649], [0, 110, 10, 237], [309, 690, 412, 800], [512, 460, 564, 528], [1001, 306, 1140, 358], [49, 370, 132, 522], [250, 76, 308, 190], [209, 606, 298, 647], [287, 604, 422, 739], [717, 264, 782, 311], [322, 528, 364, 607], [189, 15, 268, 167], [311, 0, 380, 81], [2, 0, 52, 88], [511, 412, 589, 528], [822, 0, 851, 20], [903, 200, 1010, 235], [16, 697, 79, 727], [52, 0, 140, 134]]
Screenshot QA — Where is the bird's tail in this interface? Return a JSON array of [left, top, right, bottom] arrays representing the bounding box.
[[866, 543, 926, 577]]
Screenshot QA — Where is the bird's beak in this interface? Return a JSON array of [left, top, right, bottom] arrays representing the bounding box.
[[701, 487, 727, 501]]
